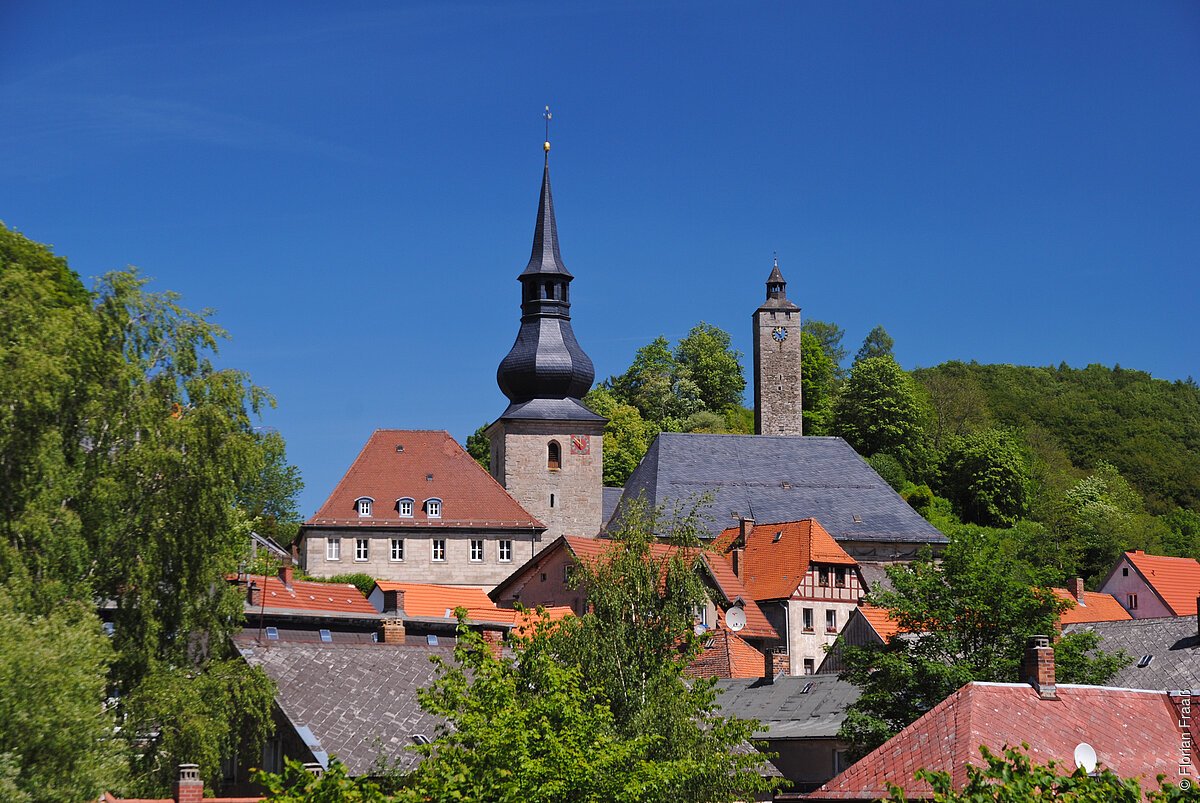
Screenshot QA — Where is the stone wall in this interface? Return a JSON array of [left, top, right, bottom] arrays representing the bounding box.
[[753, 307, 803, 436]]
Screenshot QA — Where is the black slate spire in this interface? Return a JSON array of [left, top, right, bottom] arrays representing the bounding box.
[[496, 147, 597, 412], [762, 256, 799, 310]]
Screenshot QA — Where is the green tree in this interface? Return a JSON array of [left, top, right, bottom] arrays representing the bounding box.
[[834, 356, 931, 476], [465, 422, 490, 470], [854, 324, 895, 364], [605, 337, 695, 425], [257, 759, 389, 802], [838, 529, 1127, 756], [0, 227, 296, 796], [802, 319, 847, 372], [674, 322, 746, 413], [0, 587, 127, 803], [914, 361, 994, 451], [0, 221, 88, 307], [584, 388, 656, 486], [801, 331, 837, 435], [886, 744, 1195, 802], [939, 429, 1030, 527]]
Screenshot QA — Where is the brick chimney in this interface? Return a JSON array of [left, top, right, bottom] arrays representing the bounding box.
[[1070, 577, 1085, 603], [174, 764, 203, 803], [383, 588, 406, 614], [246, 580, 260, 608], [732, 517, 754, 579], [764, 649, 777, 684], [1022, 635, 1057, 700], [278, 561, 294, 588], [380, 618, 406, 644], [482, 628, 504, 658]]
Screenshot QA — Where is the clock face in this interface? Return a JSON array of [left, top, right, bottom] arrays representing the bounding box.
[[771, 326, 788, 343]]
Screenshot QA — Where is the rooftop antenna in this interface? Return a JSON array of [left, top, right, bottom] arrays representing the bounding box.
[[543, 105, 552, 154]]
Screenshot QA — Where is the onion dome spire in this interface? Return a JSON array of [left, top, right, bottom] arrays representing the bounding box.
[[496, 129, 596, 409]]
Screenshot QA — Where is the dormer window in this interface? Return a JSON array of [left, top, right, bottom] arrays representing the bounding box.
[[548, 441, 561, 470], [425, 498, 442, 518], [397, 498, 414, 517], [355, 497, 374, 517]]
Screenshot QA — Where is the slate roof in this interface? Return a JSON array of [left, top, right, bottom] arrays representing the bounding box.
[[244, 574, 380, 619], [1112, 550, 1200, 615], [239, 643, 449, 776], [713, 519, 856, 601], [808, 682, 1198, 800], [616, 433, 948, 546], [715, 674, 860, 740], [305, 430, 543, 530], [687, 629, 767, 679], [1051, 587, 1132, 624], [1063, 615, 1200, 691]]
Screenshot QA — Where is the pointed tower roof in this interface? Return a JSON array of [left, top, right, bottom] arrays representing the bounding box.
[[520, 156, 573, 278], [759, 256, 799, 311]]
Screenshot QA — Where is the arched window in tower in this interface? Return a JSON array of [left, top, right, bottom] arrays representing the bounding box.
[[547, 440, 561, 470]]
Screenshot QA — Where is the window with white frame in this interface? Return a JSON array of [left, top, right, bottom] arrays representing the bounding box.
[[390, 538, 404, 561], [825, 609, 837, 633], [802, 607, 814, 631], [398, 498, 414, 517], [432, 539, 446, 561], [470, 539, 484, 562], [355, 538, 369, 561], [425, 498, 442, 518], [326, 537, 341, 561], [355, 498, 373, 516], [498, 540, 513, 562]]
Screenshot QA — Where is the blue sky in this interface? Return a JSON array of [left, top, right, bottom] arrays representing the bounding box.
[[3, 2, 1198, 516]]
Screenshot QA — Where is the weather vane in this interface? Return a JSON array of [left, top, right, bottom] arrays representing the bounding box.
[[544, 105, 552, 153]]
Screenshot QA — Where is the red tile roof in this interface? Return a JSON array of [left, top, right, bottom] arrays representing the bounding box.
[[686, 628, 766, 679], [306, 430, 543, 530], [1121, 550, 1200, 615], [808, 683, 1197, 800], [1051, 588, 1133, 625], [374, 581, 572, 627], [714, 519, 856, 601], [244, 574, 378, 617], [857, 603, 903, 642]]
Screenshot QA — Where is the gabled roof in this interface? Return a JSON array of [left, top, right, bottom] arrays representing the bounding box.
[[305, 430, 543, 530], [857, 603, 903, 642], [807, 683, 1197, 800], [239, 642, 449, 776], [716, 674, 861, 740], [713, 519, 856, 601], [244, 574, 379, 619], [1064, 615, 1200, 691], [1051, 587, 1132, 624], [616, 433, 948, 546], [686, 629, 766, 679], [1112, 550, 1200, 615], [372, 581, 572, 627], [699, 552, 778, 639]]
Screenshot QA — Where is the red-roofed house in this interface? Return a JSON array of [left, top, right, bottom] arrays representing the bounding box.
[[1052, 577, 1133, 625], [488, 535, 781, 674], [801, 638, 1199, 801], [1099, 550, 1200, 618], [232, 565, 382, 645], [687, 628, 768, 680], [100, 763, 265, 803], [714, 519, 865, 676], [297, 430, 545, 588], [367, 580, 572, 643]]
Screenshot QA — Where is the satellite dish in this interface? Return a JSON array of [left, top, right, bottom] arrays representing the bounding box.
[[694, 623, 708, 636], [725, 607, 747, 632], [1074, 743, 1097, 774]]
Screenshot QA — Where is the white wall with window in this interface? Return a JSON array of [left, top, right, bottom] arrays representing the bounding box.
[[499, 540, 513, 562], [432, 539, 446, 561], [390, 538, 404, 561], [326, 537, 340, 561], [355, 538, 369, 561], [470, 539, 484, 562]]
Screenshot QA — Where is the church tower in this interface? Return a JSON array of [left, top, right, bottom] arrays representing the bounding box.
[[753, 258, 803, 435], [486, 136, 606, 545]]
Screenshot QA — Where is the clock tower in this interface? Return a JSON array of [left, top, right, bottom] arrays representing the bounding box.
[[486, 137, 606, 545], [753, 258, 803, 435]]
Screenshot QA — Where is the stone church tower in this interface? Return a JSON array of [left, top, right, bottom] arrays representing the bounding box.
[[753, 258, 803, 435], [486, 140, 606, 544]]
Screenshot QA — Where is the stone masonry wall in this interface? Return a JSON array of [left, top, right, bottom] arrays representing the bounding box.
[[753, 307, 803, 436]]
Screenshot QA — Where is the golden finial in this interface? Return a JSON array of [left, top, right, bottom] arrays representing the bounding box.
[[543, 105, 552, 152]]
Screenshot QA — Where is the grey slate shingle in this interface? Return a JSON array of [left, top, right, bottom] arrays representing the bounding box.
[[616, 433, 948, 547], [1064, 615, 1200, 692], [715, 674, 860, 739]]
